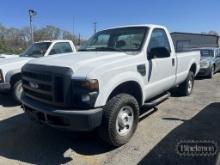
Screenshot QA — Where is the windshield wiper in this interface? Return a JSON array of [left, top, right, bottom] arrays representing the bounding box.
[[78, 49, 90, 51], [101, 47, 123, 52], [79, 47, 123, 52]]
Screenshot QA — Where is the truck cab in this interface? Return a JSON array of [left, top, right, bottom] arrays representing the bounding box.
[[21, 24, 200, 146], [0, 40, 76, 102]]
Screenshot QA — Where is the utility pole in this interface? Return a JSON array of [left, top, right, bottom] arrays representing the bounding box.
[[28, 9, 37, 43], [72, 16, 75, 36], [78, 33, 81, 46], [72, 16, 75, 43], [93, 22, 97, 34]]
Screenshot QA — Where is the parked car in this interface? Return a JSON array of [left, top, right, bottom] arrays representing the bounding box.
[[197, 48, 220, 78], [0, 40, 76, 102], [21, 24, 200, 146]]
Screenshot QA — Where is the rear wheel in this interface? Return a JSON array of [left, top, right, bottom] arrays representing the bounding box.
[[178, 71, 194, 96], [13, 80, 23, 103], [98, 94, 139, 147], [208, 66, 215, 79]]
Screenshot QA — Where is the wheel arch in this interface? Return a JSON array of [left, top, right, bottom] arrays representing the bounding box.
[[189, 63, 197, 76], [106, 81, 143, 107], [213, 63, 216, 70], [5, 69, 21, 83], [10, 73, 22, 87]]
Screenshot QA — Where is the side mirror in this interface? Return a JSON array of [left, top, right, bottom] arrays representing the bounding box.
[[148, 47, 170, 60]]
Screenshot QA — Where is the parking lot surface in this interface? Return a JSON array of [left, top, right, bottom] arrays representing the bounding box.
[[0, 73, 219, 165]]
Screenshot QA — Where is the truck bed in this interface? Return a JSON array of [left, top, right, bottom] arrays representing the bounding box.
[[176, 50, 200, 85]]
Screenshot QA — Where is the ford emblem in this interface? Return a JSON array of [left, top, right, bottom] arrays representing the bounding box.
[[29, 81, 39, 89]]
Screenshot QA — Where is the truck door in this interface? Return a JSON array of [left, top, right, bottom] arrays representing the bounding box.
[[145, 28, 176, 98]]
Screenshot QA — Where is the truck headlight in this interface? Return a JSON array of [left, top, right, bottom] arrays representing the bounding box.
[[72, 79, 99, 108], [80, 79, 99, 91], [200, 61, 210, 68], [0, 70, 3, 83]]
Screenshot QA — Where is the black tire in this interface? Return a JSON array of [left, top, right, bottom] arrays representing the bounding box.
[[13, 80, 23, 103], [178, 71, 194, 96], [98, 94, 139, 147], [208, 66, 215, 79]]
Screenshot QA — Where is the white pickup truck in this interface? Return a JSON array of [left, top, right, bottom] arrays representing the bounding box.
[[0, 40, 76, 102], [21, 24, 200, 146]]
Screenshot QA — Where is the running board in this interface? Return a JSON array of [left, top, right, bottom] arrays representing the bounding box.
[[143, 92, 171, 107]]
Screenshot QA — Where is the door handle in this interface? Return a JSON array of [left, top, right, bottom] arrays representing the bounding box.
[[172, 58, 175, 66]]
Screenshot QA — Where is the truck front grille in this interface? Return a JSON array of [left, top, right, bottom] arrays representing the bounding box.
[[22, 64, 73, 107]]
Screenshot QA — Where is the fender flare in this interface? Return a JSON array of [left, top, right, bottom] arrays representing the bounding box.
[[95, 72, 145, 107], [5, 69, 21, 83]]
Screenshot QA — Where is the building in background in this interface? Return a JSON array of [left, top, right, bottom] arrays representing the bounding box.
[[171, 32, 220, 52]]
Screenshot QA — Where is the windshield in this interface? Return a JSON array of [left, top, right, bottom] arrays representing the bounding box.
[[20, 42, 51, 57], [200, 49, 214, 58], [79, 27, 148, 52]]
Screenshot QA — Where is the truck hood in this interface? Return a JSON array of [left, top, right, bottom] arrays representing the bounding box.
[[28, 52, 134, 77], [0, 57, 32, 66], [0, 57, 34, 81], [0, 54, 18, 59]]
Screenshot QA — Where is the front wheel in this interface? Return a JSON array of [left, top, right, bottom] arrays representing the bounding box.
[[13, 80, 23, 103], [98, 94, 139, 147], [178, 71, 194, 96]]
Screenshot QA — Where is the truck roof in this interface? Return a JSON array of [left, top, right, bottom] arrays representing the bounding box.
[[35, 40, 73, 43], [100, 24, 166, 32], [193, 47, 219, 50]]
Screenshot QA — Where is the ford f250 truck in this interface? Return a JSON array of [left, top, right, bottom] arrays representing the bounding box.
[[21, 24, 200, 146], [0, 40, 76, 102]]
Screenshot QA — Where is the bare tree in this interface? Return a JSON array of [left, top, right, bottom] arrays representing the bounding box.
[[0, 24, 81, 54], [208, 30, 219, 36], [34, 25, 61, 41]]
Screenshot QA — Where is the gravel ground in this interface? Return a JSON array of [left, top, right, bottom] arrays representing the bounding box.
[[0, 73, 219, 165]]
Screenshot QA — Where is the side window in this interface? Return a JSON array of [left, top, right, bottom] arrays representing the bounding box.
[[148, 29, 171, 54], [49, 42, 73, 55]]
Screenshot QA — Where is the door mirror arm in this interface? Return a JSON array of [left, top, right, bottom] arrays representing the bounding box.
[[147, 51, 153, 60]]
